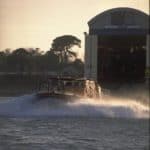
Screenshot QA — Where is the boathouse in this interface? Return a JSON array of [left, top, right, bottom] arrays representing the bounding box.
[[84, 7, 149, 87]]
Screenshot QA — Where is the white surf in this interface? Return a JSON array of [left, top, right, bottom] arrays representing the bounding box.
[[0, 94, 149, 118]]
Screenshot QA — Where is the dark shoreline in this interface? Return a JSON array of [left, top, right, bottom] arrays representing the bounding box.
[[0, 82, 36, 97], [0, 90, 34, 97], [0, 74, 41, 97]]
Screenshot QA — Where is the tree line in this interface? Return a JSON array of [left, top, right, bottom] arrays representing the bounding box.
[[0, 35, 84, 77]]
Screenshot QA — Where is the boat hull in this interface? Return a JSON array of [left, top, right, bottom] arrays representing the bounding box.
[[36, 92, 81, 100]]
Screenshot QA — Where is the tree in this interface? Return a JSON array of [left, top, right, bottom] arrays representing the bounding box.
[[72, 59, 84, 77], [12, 48, 29, 56], [0, 51, 6, 72], [0, 51, 5, 57], [28, 48, 44, 56], [4, 48, 11, 56], [51, 35, 81, 63], [11, 48, 30, 73], [44, 50, 59, 71]]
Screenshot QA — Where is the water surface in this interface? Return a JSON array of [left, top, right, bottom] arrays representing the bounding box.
[[0, 117, 149, 150], [0, 95, 149, 150]]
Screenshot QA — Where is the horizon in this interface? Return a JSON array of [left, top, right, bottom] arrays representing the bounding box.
[[0, 0, 149, 59]]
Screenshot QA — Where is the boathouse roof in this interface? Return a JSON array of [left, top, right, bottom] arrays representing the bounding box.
[[88, 7, 149, 35]]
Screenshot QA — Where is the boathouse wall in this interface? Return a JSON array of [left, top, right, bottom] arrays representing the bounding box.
[[84, 7, 149, 86]]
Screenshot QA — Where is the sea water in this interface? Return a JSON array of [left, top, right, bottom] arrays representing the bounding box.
[[0, 95, 149, 150]]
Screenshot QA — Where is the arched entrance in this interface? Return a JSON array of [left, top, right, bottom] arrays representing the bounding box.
[[84, 7, 149, 88]]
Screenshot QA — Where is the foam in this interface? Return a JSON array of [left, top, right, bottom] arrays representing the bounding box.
[[0, 94, 149, 118]]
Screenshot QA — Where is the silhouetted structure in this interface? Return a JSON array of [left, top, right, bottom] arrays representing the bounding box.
[[84, 7, 149, 88]]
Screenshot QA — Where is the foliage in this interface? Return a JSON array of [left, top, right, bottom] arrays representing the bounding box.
[[0, 35, 83, 77], [51, 35, 81, 63]]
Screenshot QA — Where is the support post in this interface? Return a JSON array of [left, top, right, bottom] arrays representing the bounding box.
[[146, 34, 150, 85], [84, 33, 98, 81]]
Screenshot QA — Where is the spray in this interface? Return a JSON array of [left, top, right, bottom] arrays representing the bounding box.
[[0, 93, 149, 118]]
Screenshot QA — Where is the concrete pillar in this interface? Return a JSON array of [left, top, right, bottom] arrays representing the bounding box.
[[146, 34, 150, 85], [84, 33, 91, 79], [91, 35, 98, 81], [84, 34, 98, 81]]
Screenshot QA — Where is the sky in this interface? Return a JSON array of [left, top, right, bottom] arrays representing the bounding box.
[[0, 0, 149, 58]]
